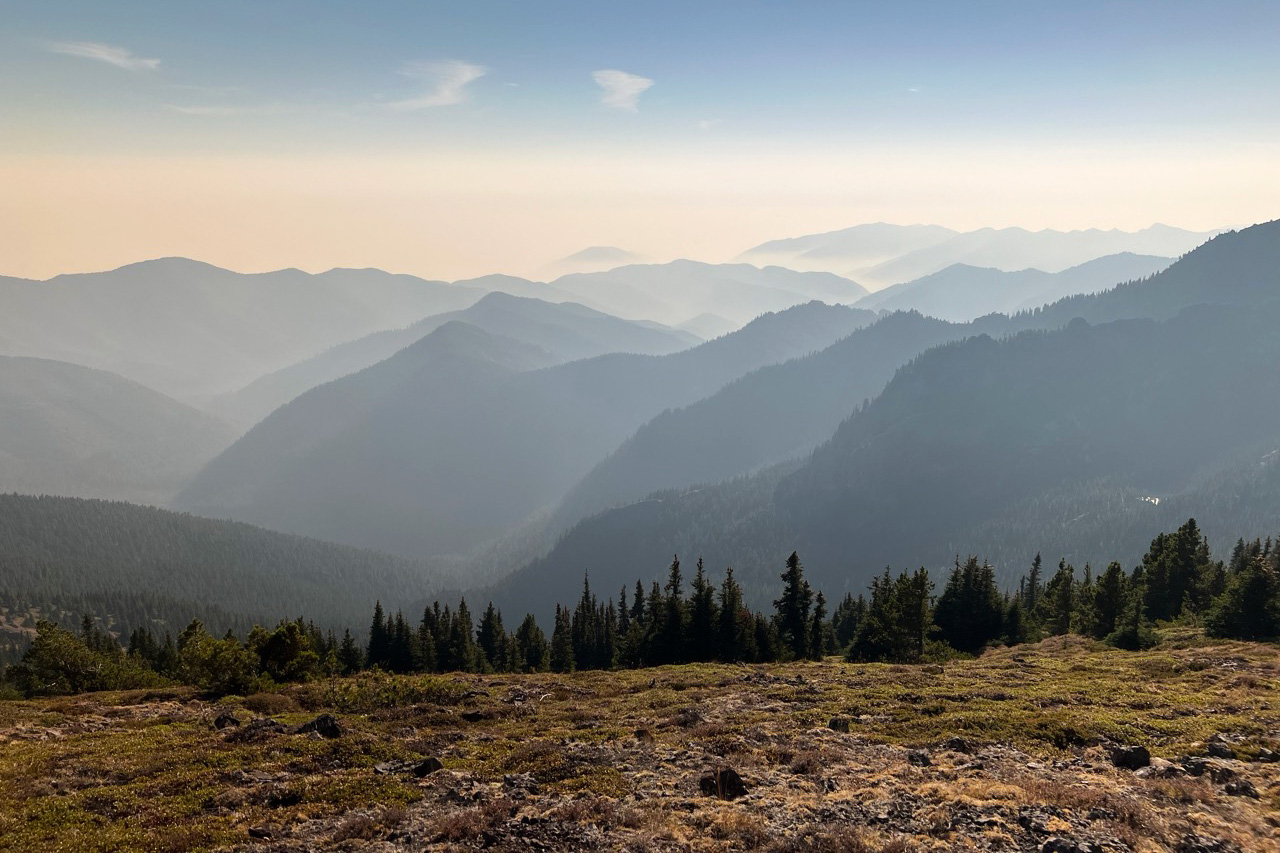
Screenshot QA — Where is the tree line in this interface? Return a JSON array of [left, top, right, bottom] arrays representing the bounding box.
[[3, 519, 1277, 698]]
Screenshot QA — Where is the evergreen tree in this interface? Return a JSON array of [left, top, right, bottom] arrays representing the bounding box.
[[1092, 562, 1128, 639], [716, 567, 755, 662], [1038, 559, 1075, 635], [1025, 552, 1043, 613], [933, 556, 1003, 653], [808, 590, 829, 659], [773, 551, 813, 660], [514, 613, 549, 672], [659, 555, 688, 664], [688, 557, 718, 661], [832, 593, 865, 650], [337, 629, 363, 675], [1002, 596, 1029, 646], [447, 599, 477, 672], [366, 601, 389, 669], [550, 605, 575, 672], [1205, 556, 1280, 639], [477, 602, 506, 672]]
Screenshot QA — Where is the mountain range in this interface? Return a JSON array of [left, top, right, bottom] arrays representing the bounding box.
[[492, 221, 1280, 617], [739, 223, 1217, 289], [177, 302, 878, 558]]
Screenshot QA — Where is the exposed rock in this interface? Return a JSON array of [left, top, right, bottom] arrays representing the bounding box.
[[1223, 778, 1259, 798], [698, 766, 748, 800], [1134, 757, 1183, 779], [413, 757, 444, 777], [1108, 744, 1150, 770], [906, 749, 932, 767], [247, 826, 273, 840], [293, 714, 343, 739], [828, 717, 851, 733], [1176, 835, 1242, 853], [1206, 741, 1236, 759], [460, 710, 487, 723], [922, 664, 945, 675], [213, 712, 241, 730], [224, 717, 286, 743], [941, 735, 973, 753], [374, 757, 444, 777], [1042, 839, 1103, 853], [634, 728, 654, 743]]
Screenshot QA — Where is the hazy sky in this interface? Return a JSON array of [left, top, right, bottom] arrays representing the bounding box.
[[4, 1, 1279, 280]]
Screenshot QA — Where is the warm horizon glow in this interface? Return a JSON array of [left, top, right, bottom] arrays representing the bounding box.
[[4, 1, 1278, 281]]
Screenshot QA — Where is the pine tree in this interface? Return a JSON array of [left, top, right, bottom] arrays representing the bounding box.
[[337, 629, 363, 675], [1206, 556, 1280, 640], [366, 601, 389, 669], [1038, 559, 1075, 635], [1092, 562, 1128, 639], [773, 551, 813, 660], [659, 555, 687, 664], [688, 557, 718, 661], [808, 590, 828, 659], [514, 613, 549, 672], [716, 567, 754, 662], [831, 593, 865, 651], [477, 602, 506, 672], [550, 605, 575, 672], [934, 556, 1003, 653], [1025, 553, 1043, 613]]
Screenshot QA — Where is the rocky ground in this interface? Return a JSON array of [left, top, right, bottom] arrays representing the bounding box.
[[1, 634, 1278, 852]]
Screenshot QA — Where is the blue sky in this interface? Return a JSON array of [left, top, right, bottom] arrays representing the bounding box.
[[3, 1, 1278, 278]]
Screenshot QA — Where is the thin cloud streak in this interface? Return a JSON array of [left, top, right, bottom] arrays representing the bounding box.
[[387, 60, 486, 110], [593, 69, 653, 111], [46, 41, 159, 70]]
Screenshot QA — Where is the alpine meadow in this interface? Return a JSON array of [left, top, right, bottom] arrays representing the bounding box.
[[3, 3, 1280, 852]]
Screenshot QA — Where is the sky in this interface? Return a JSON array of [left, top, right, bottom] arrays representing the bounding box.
[[3, 0, 1279, 281]]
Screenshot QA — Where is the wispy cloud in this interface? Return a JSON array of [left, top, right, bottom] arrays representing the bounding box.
[[387, 60, 486, 110], [697, 119, 722, 132], [593, 69, 653, 111], [46, 41, 159, 71]]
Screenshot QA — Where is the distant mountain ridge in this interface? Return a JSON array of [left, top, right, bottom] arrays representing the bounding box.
[[740, 223, 1218, 289], [491, 220, 1280, 615], [854, 253, 1174, 322], [0, 356, 236, 505], [209, 292, 699, 427], [177, 302, 878, 558]]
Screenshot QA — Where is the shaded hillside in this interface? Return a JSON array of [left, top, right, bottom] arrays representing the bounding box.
[[179, 304, 876, 558], [553, 311, 964, 529], [0, 356, 237, 505], [211, 293, 698, 427], [179, 322, 557, 555], [856, 253, 1173, 321], [0, 494, 442, 640], [549, 261, 868, 325], [0, 259, 481, 403]]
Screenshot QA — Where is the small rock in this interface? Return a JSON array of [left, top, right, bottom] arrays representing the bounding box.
[[1108, 745, 1150, 770], [1255, 747, 1278, 762], [907, 749, 932, 767], [225, 718, 286, 743], [247, 826, 273, 840], [1176, 834, 1242, 853], [413, 757, 444, 777], [1206, 742, 1236, 759], [460, 710, 487, 723], [266, 787, 301, 808], [1134, 757, 1183, 779], [941, 735, 973, 753], [922, 664, 944, 675], [1223, 779, 1259, 798], [1041, 840, 1102, 853], [698, 766, 748, 800], [213, 712, 240, 730], [634, 728, 654, 743], [293, 714, 342, 739], [828, 717, 851, 733]]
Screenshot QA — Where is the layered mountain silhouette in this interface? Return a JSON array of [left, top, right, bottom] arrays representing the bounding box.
[[210, 293, 699, 428], [854, 253, 1173, 322], [549, 261, 869, 325], [740, 223, 1216, 289], [177, 303, 877, 557], [492, 221, 1280, 616], [0, 259, 482, 403], [0, 356, 237, 505]]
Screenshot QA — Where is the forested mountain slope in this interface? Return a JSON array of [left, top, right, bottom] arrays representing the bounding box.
[[492, 221, 1280, 614], [179, 303, 876, 558], [0, 494, 441, 643], [0, 356, 237, 505]]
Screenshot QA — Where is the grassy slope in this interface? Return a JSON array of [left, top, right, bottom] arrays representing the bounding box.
[[0, 634, 1277, 852]]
